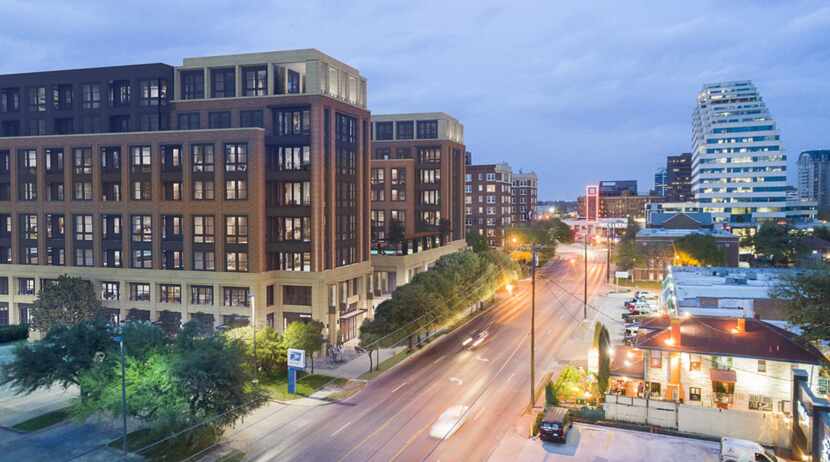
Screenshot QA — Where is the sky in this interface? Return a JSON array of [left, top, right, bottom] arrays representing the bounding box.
[[1, 0, 829, 200]]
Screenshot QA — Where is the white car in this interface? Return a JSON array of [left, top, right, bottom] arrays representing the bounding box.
[[429, 405, 470, 439]]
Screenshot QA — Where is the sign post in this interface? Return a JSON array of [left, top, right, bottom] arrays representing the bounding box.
[[287, 348, 306, 394]]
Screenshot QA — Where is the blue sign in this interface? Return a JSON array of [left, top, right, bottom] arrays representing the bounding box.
[[287, 349, 306, 395]]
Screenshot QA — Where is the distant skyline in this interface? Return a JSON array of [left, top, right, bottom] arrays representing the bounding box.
[[1, 0, 828, 199]]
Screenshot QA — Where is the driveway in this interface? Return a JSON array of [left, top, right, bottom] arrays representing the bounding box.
[[489, 423, 721, 461]]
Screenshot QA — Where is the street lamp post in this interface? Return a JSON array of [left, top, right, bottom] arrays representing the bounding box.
[[249, 294, 258, 383], [606, 225, 611, 284], [530, 243, 537, 409], [111, 329, 128, 457], [584, 229, 588, 320]]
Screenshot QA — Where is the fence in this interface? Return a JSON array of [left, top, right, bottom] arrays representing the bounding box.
[[603, 394, 791, 448]]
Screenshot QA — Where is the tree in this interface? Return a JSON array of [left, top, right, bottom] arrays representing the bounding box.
[[747, 223, 803, 267], [225, 326, 287, 376], [122, 321, 168, 361], [283, 321, 324, 373], [28, 276, 103, 333], [466, 230, 488, 252], [593, 322, 611, 395], [673, 234, 726, 267], [0, 320, 113, 395], [771, 266, 830, 342]]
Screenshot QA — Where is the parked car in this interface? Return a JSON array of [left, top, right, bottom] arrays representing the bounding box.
[[538, 406, 572, 443], [720, 437, 778, 462], [430, 405, 470, 439]]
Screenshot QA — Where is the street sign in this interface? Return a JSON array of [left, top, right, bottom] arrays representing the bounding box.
[[287, 348, 305, 369], [615, 271, 630, 279]]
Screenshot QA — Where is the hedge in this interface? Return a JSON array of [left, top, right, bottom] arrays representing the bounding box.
[[0, 324, 29, 343]]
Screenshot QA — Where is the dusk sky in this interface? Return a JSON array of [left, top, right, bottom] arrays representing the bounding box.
[[2, 0, 828, 199]]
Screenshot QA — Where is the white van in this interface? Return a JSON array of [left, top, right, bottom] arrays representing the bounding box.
[[720, 437, 778, 462]]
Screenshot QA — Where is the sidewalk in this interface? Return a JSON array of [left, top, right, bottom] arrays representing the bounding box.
[[313, 344, 407, 379]]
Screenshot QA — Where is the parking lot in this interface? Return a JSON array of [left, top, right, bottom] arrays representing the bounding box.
[[490, 423, 721, 462]]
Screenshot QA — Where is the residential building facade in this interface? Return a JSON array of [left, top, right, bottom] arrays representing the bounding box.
[[465, 162, 512, 247], [512, 170, 537, 224], [798, 150, 830, 219], [0, 49, 373, 346], [368, 112, 466, 295]]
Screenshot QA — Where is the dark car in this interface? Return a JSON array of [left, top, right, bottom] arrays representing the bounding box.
[[538, 407, 572, 443]]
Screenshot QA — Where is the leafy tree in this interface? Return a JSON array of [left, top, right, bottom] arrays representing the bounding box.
[[283, 321, 324, 373], [673, 234, 726, 267], [225, 326, 287, 376], [771, 266, 830, 342], [466, 230, 488, 252], [593, 322, 611, 395], [122, 321, 168, 361], [0, 320, 113, 395], [814, 226, 830, 242], [746, 223, 803, 267], [28, 276, 103, 333]]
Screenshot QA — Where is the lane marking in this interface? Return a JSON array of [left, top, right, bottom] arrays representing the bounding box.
[[390, 382, 407, 393], [474, 407, 486, 421], [476, 356, 490, 362], [432, 354, 447, 364], [449, 377, 463, 385], [332, 421, 351, 437], [507, 372, 515, 382]]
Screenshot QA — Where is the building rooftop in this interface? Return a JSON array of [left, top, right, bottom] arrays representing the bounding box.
[[648, 212, 712, 228], [665, 266, 797, 301], [635, 316, 825, 365], [637, 228, 736, 239]]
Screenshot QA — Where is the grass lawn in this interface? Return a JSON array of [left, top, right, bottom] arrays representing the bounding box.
[[359, 349, 410, 381], [108, 427, 219, 462], [327, 380, 366, 401], [616, 279, 662, 291], [11, 407, 71, 432], [261, 373, 347, 401]]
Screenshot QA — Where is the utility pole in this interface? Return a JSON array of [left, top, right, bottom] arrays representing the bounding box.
[[606, 225, 611, 283], [250, 294, 258, 383], [584, 229, 588, 320], [530, 243, 537, 409]]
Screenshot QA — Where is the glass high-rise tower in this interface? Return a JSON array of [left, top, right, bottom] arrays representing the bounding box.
[[691, 81, 792, 227]]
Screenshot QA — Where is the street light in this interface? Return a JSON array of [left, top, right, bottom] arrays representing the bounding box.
[[249, 294, 258, 383], [529, 243, 537, 409], [584, 229, 588, 320], [111, 325, 128, 457]]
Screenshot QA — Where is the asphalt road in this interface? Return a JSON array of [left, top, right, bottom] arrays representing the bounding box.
[[247, 246, 608, 462]]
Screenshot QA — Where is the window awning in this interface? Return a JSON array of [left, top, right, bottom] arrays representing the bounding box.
[[710, 368, 737, 383]]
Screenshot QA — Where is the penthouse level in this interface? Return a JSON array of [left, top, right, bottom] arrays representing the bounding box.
[[0, 49, 372, 348]]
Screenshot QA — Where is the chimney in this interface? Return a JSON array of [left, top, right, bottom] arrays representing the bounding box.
[[735, 318, 746, 334], [668, 318, 681, 346]]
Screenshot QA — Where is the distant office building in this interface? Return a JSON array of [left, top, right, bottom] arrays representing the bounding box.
[[512, 170, 537, 224], [599, 180, 637, 197], [577, 188, 663, 220], [582, 184, 600, 221], [465, 162, 512, 247], [798, 150, 830, 218], [652, 168, 667, 197], [369, 112, 467, 294], [634, 228, 739, 281], [666, 153, 692, 202], [691, 81, 814, 226]]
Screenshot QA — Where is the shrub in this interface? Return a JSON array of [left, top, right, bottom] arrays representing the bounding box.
[[545, 381, 557, 407], [0, 324, 29, 343], [576, 406, 604, 421], [531, 410, 545, 437]]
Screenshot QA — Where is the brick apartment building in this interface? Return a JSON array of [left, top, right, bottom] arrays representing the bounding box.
[[465, 161, 512, 247], [368, 113, 467, 294], [512, 170, 537, 224], [0, 49, 373, 345]]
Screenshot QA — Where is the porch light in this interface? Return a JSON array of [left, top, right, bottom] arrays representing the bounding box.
[[607, 347, 615, 356], [665, 337, 675, 346]]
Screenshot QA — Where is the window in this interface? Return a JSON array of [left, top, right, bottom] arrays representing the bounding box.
[[280, 181, 310, 206], [161, 215, 182, 241], [391, 188, 406, 201], [375, 122, 393, 140], [689, 354, 701, 371], [226, 251, 249, 272], [131, 249, 152, 269], [223, 287, 249, 307], [139, 114, 162, 131], [181, 71, 204, 100], [29, 86, 46, 112], [73, 148, 93, 175], [417, 147, 441, 163], [748, 395, 773, 411], [52, 84, 73, 110], [390, 168, 406, 185], [132, 181, 151, 200], [177, 112, 200, 130], [193, 180, 215, 200], [45, 148, 64, 173], [420, 168, 440, 184], [649, 351, 662, 368], [371, 168, 384, 185], [19, 181, 37, 201], [129, 283, 151, 301], [130, 146, 151, 173], [416, 120, 438, 139], [102, 215, 122, 240], [109, 80, 131, 107], [273, 252, 311, 271], [19, 278, 35, 295], [225, 216, 248, 244], [101, 282, 119, 301], [689, 387, 701, 401], [240, 110, 263, 128], [159, 284, 181, 303], [103, 249, 121, 268], [109, 115, 130, 133], [274, 216, 311, 241], [211, 68, 235, 98], [81, 84, 101, 109], [193, 251, 215, 271], [275, 109, 310, 136], [712, 356, 733, 371], [191, 286, 214, 305], [209, 111, 231, 129], [242, 66, 267, 96], [193, 216, 215, 243], [1, 88, 20, 112], [225, 143, 248, 172], [283, 285, 312, 306], [266, 285, 274, 306], [371, 188, 384, 202], [276, 146, 310, 171], [53, 117, 73, 135], [74, 215, 93, 241], [225, 180, 248, 200], [192, 144, 215, 172], [74, 248, 94, 267], [396, 120, 414, 140], [131, 215, 152, 242], [27, 119, 46, 136], [139, 79, 167, 106]]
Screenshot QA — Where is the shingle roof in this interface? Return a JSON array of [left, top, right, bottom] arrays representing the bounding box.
[[635, 316, 826, 365]]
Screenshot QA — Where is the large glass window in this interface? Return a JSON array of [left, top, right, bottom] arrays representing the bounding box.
[[275, 109, 311, 136], [130, 146, 151, 172], [225, 216, 248, 244], [191, 144, 215, 172], [396, 121, 414, 139], [375, 122, 393, 140], [177, 112, 200, 130], [139, 79, 167, 106], [131, 215, 152, 242], [52, 84, 73, 110], [280, 181, 311, 206], [29, 86, 46, 112], [209, 111, 231, 129], [81, 84, 101, 110], [225, 180, 247, 200], [211, 68, 235, 98], [274, 216, 311, 242], [0, 88, 20, 113], [181, 71, 204, 100], [416, 120, 438, 139], [224, 143, 248, 172], [109, 80, 131, 107], [275, 146, 310, 171], [243, 67, 267, 96], [193, 216, 215, 243], [240, 110, 263, 128], [74, 215, 93, 241]]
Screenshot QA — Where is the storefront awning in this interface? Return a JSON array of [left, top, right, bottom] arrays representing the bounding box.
[[339, 309, 367, 320], [710, 369, 737, 383]]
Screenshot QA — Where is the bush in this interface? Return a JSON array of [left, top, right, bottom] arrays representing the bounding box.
[[0, 324, 29, 343], [531, 410, 545, 437], [575, 406, 604, 421], [545, 382, 557, 407]]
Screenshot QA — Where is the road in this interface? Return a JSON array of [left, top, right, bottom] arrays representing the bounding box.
[[245, 245, 607, 462]]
